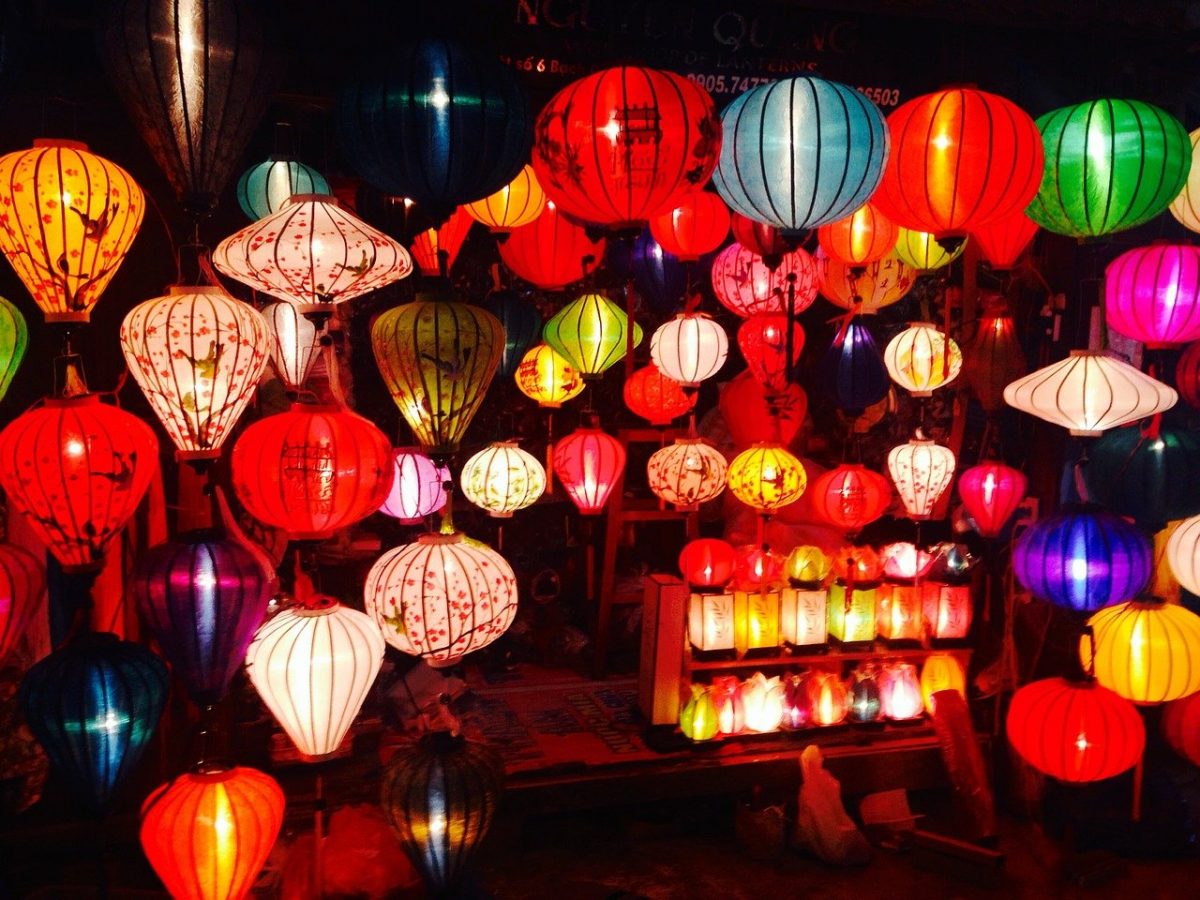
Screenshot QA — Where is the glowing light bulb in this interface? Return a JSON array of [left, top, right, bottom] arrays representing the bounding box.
[[65, 438, 85, 458], [932, 134, 952, 151]]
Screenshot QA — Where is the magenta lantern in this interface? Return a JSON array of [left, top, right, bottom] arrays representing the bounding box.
[[957, 462, 1028, 538], [1105, 244, 1200, 348]]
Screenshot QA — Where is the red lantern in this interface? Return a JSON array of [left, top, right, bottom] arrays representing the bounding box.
[[964, 299, 1026, 413], [957, 462, 1027, 538], [1162, 691, 1200, 766], [1178, 341, 1200, 408], [711, 243, 819, 318], [971, 210, 1038, 271], [1105, 244, 1200, 348], [623, 363, 696, 426], [553, 426, 626, 515], [737, 314, 805, 395], [230, 403, 392, 540], [711, 675, 745, 735], [498, 200, 606, 290], [719, 369, 807, 447], [731, 212, 789, 261], [410, 207, 473, 276], [733, 545, 785, 590], [531, 66, 721, 229], [0, 395, 158, 573], [809, 464, 892, 534], [817, 202, 898, 267], [0, 543, 44, 666], [649, 193, 730, 261], [679, 538, 736, 589]]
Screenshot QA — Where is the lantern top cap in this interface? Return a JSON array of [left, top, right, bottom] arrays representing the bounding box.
[[905, 321, 939, 330], [417, 531, 465, 546], [43, 393, 100, 409], [287, 401, 341, 414], [293, 594, 340, 616], [490, 440, 519, 448], [285, 193, 339, 206], [167, 285, 230, 296], [190, 761, 238, 781], [1067, 349, 1105, 358], [33, 138, 88, 151]]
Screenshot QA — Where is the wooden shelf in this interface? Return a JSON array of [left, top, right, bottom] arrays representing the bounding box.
[[688, 645, 971, 672]]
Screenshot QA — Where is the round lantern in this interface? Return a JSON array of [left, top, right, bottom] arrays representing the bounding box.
[[971, 211, 1038, 271], [646, 439, 728, 511], [719, 369, 807, 447], [1028, 99, 1191, 238], [1177, 341, 1200, 408], [628, 229, 692, 315], [230, 403, 392, 540], [1007, 677, 1144, 782], [1162, 691, 1200, 765], [121, 286, 270, 461], [262, 301, 321, 393], [246, 595, 384, 757], [0, 395, 158, 572], [381, 448, 447, 524], [649, 192, 730, 261], [785, 545, 831, 586], [713, 75, 888, 233], [543, 293, 643, 381], [887, 433, 956, 521], [0, 140, 144, 323], [816, 202, 898, 267], [650, 313, 729, 387], [737, 314, 805, 396], [531, 65, 720, 229], [624, 363, 695, 425], [883, 322, 962, 396], [337, 38, 530, 218], [817, 251, 917, 313], [486, 291, 542, 379], [731, 213, 789, 261], [461, 442, 546, 517], [0, 543, 43, 667], [1013, 506, 1152, 612], [957, 462, 1027, 538], [140, 764, 284, 900], [1085, 424, 1200, 529], [236, 156, 330, 221], [132, 533, 271, 708], [1167, 514, 1200, 595], [1081, 598, 1200, 704], [733, 545, 785, 589], [964, 302, 1025, 413], [0, 296, 27, 403], [213, 194, 413, 315], [19, 633, 167, 810], [1104, 244, 1200, 348], [1003, 351, 1177, 436], [679, 538, 737, 590], [873, 88, 1044, 236], [553, 426, 626, 515], [809, 464, 892, 533], [498, 200, 605, 290], [727, 443, 807, 513], [1169, 126, 1200, 234], [372, 293, 504, 456], [920, 653, 967, 714], [365, 529, 518, 665], [409, 206, 474, 277], [893, 229, 965, 271], [465, 165, 545, 233], [711, 243, 819, 318], [821, 319, 890, 414], [516, 344, 586, 409]]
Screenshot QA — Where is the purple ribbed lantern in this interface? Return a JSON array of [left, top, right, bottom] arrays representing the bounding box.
[[1105, 244, 1200, 348]]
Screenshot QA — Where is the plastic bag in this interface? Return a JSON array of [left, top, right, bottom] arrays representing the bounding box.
[[794, 744, 872, 866]]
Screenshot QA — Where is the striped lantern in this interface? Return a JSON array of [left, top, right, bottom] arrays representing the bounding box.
[[236, 156, 330, 221], [486, 290, 542, 379], [409, 206, 474, 277], [499, 201, 605, 291], [816, 202, 898, 267], [650, 313, 729, 387], [731, 212, 789, 261], [882, 322, 962, 396], [971, 211, 1038, 271], [649, 192, 730, 261], [886, 433, 956, 521], [1167, 513, 1200, 595], [820, 318, 890, 415], [262, 301, 322, 392], [711, 243, 820, 318], [0, 296, 27, 403], [646, 438, 728, 511], [553, 426, 627, 515], [1169, 126, 1200, 233], [0, 543, 44, 667], [1081, 598, 1200, 705], [543, 293, 642, 381], [465, 164, 545, 233], [1084, 424, 1200, 529], [460, 441, 546, 518], [1104, 244, 1200, 348]]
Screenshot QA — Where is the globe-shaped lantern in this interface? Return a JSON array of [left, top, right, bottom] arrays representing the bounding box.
[[731, 212, 790, 261], [262, 301, 321, 393], [713, 75, 888, 233], [461, 442, 546, 518], [531, 65, 720, 229], [465, 164, 545, 233], [649, 192, 730, 261], [886, 433, 956, 521], [409, 207, 474, 277], [0, 140, 144, 323], [816, 202, 898, 267], [1081, 598, 1200, 705], [727, 443, 807, 513], [381, 448, 447, 525], [883, 322, 962, 396], [964, 301, 1025, 412], [1169, 126, 1200, 234], [553, 426, 627, 515], [1163, 692, 1200, 765], [737, 314, 804, 396], [1028, 99, 1191, 238], [236, 156, 330, 221], [719, 369, 807, 447], [0, 296, 27, 403], [892, 229, 965, 272], [1177, 341, 1200, 409], [1166, 514, 1200, 596], [516, 344, 585, 409], [486, 290, 541, 379], [820, 319, 890, 414], [711, 243, 819, 317], [623, 363, 695, 425], [1104, 244, 1200, 348], [650, 313, 729, 387], [809, 464, 892, 533], [1084, 424, 1200, 529], [817, 252, 917, 313], [628, 229, 693, 315], [646, 438, 728, 511], [543, 293, 643, 381], [679, 538, 737, 590], [957, 462, 1027, 538], [971, 211, 1038, 271], [498, 200, 605, 290], [0, 543, 44, 667]]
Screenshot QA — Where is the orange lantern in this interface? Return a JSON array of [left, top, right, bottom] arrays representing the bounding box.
[[516, 343, 585, 409], [646, 438, 727, 511], [409, 206, 474, 277], [807, 672, 850, 726], [498, 200, 605, 290], [817, 252, 917, 313], [733, 588, 781, 654], [879, 662, 924, 720], [649, 192, 730, 261], [623, 363, 695, 425], [1080, 598, 1200, 704], [964, 299, 1025, 413], [920, 653, 966, 714], [465, 165, 545, 233], [922, 580, 974, 642], [553, 425, 626, 515], [727, 443, 807, 513], [817, 202, 898, 267], [808, 464, 892, 534], [731, 212, 790, 262]]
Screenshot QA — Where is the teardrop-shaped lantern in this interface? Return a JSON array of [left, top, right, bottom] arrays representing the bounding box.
[[498, 200, 605, 290], [543, 293, 643, 381], [409, 206, 474, 277], [886, 433, 956, 521], [883, 322, 962, 396], [646, 438, 728, 511], [1085, 424, 1200, 529], [0, 543, 44, 667], [460, 442, 546, 517], [516, 343, 585, 409], [236, 157, 330, 221], [719, 369, 807, 447], [816, 202, 898, 267], [0, 296, 27, 403], [486, 291, 541, 379], [957, 462, 1027, 538], [971, 211, 1038, 271], [821, 319, 890, 414], [465, 165, 545, 233], [553, 426, 627, 514], [1104, 244, 1200, 348], [817, 251, 917, 313], [650, 313, 729, 387], [892, 229, 965, 272], [649, 192, 730, 261], [809, 464, 892, 534], [964, 300, 1025, 412], [1081, 598, 1200, 705], [738, 314, 804, 396], [381, 448, 448, 525], [623, 363, 695, 425], [1169, 126, 1200, 234], [262, 301, 321, 393], [711, 243, 819, 318], [727, 443, 807, 512]]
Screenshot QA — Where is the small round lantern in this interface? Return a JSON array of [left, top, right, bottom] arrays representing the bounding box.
[[623, 363, 696, 425], [817, 202, 898, 267], [1162, 692, 1200, 765], [680, 685, 719, 742], [646, 439, 727, 511], [650, 313, 729, 387], [711, 243, 819, 318], [886, 433, 956, 521], [409, 206, 474, 277], [957, 462, 1027, 538], [892, 229, 966, 271], [727, 443, 807, 513], [1104, 244, 1200, 348], [971, 211, 1038, 271], [879, 662, 924, 720], [1081, 598, 1200, 705], [553, 426, 626, 515], [1169, 126, 1200, 234], [465, 164, 545, 233], [0, 543, 43, 667], [543, 293, 643, 381], [381, 448, 448, 524], [498, 200, 605, 290], [236, 156, 330, 220], [964, 301, 1025, 413], [262, 301, 321, 393], [737, 314, 805, 396], [719, 369, 807, 447], [460, 442, 546, 517], [649, 192, 730, 261], [817, 252, 917, 313], [516, 344, 585, 409], [883, 323, 962, 396], [920, 653, 966, 714], [821, 318, 890, 415], [809, 464, 892, 534], [679, 539, 737, 590]]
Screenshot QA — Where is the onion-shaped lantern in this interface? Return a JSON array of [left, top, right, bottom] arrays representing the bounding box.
[[650, 313, 728, 387], [882, 322, 962, 396], [649, 192, 730, 261], [1104, 244, 1200, 348], [964, 301, 1025, 412], [262, 301, 321, 392], [879, 662, 924, 721], [817, 252, 917, 313], [465, 165, 545, 233], [623, 363, 695, 425], [820, 318, 889, 414], [486, 291, 541, 379], [0, 296, 27, 403], [737, 314, 804, 396], [646, 439, 727, 511], [957, 462, 1027, 538], [1169, 126, 1200, 234], [816, 202, 898, 267], [1162, 692, 1200, 765], [680, 685, 719, 741], [971, 211, 1038, 271], [679, 538, 736, 590], [785, 545, 832, 585], [711, 243, 819, 317], [543, 293, 642, 381], [809, 464, 892, 533], [516, 344, 585, 409], [1167, 514, 1200, 596], [381, 448, 447, 525], [719, 369, 807, 447], [892, 229, 965, 271], [498, 200, 604, 290], [236, 157, 330, 221], [553, 426, 626, 515], [409, 206, 474, 277], [1081, 598, 1200, 704], [886, 433, 956, 521], [1085, 424, 1200, 529], [461, 442, 546, 517], [727, 443, 807, 513], [0, 543, 43, 667]]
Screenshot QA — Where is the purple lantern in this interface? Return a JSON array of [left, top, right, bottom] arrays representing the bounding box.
[[821, 318, 889, 414]]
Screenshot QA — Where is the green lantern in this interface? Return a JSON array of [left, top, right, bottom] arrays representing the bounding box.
[[235, 156, 331, 221], [893, 228, 965, 272], [1028, 99, 1191, 237], [542, 293, 642, 381], [0, 296, 27, 402]]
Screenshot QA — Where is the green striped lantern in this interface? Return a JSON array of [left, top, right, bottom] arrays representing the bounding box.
[[0, 296, 27, 403], [542, 293, 642, 382]]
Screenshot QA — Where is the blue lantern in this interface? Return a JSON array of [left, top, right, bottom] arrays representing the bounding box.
[[712, 75, 889, 235], [19, 633, 168, 811], [1083, 424, 1200, 530], [631, 229, 688, 314], [821, 319, 889, 414], [849, 667, 882, 723], [1013, 506, 1152, 612], [236, 157, 331, 221], [486, 290, 541, 378]]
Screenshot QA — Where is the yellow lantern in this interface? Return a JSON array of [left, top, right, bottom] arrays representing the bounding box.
[[646, 438, 728, 511], [1081, 598, 1200, 704], [817, 252, 917, 314], [920, 653, 966, 714], [786, 545, 831, 585], [0, 139, 144, 323], [543, 292, 642, 381], [883, 323, 962, 396], [733, 589, 780, 654], [465, 164, 545, 233], [727, 443, 807, 513], [687, 590, 736, 652], [514, 343, 585, 408], [828, 582, 877, 644], [460, 441, 546, 517], [679, 684, 718, 742], [892, 229, 966, 271], [781, 545, 830, 648], [742, 673, 785, 733]]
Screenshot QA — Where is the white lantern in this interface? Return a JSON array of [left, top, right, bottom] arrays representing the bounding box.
[[244, 597, 384, 759], [1167, 514, 1200, 595], [742, 673, 785, 733], [1003, 350, 1177, 437], [460, 441, 546, 518], [263, 301, 322, 391], [646, 438, 728, 511], [887, 432, 956, 521], [650, 313, 729, 387], [381, 448, 448, 524], [883, 322, 962, 396]]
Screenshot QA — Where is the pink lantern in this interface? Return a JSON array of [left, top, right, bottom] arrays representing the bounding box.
[[880, 662, 924, 720], [957, 462, 1027, 538], [1105, 244, 1200, 348], [553, 426, 626, 515], [380, 448, 448, 524], [710, 243, 819, 318]]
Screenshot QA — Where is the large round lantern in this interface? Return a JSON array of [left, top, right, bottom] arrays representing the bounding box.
[[553, 426, 626, 515], [1104, 244, 1200, 348], [971, 211, 1038, 271], [679, 538, 736, 589], [646, 439, 728, 511], [1006, 677, 1144, 782], [809, 464, 892, 533], [372, 294, 504, 456], [516, 344, 585, 409], [817, 252, 917, 313], [711, 243, 819, 317], [19, 633, 167, 810], [1085, 424, 1200, 529], [141, 764, 284, 900], [1013, 506, 1152, 612], [236, 156, 330, 221], [121, 287, 270, 461], [738, 314, 804, 396], [883, 323, 962, 396], [650, 313, 729, 387], [381, 448, 447, 524], [262, 301, 321, 392], [727, 443, 807, 513], [623, 363, 695, 425], [1081, 598, 1200, 704], [873, 88, 1044, 237], [543, 293, 642, 381], [957, 462, 1027, 538], [0, 140, 144, 323], [498, 200, 605, 290], [0, 296, 27, 403], [486, 291, 541, 379], [719, 369, 807, 447], [409, 206, 473, 277], [230, 403, 392, 540], [465, 165, 544, 233], [0, 395, 158, 572], [132, 534, 271, 708], [649, 192, 730, 261], [892, 229, 965, 271], [0, 543, 43, 667], [461, 442, 546, 517], [531, 66, 720, 229], [886, 433, 956, 521], [1028, 99, 1191, 238], [1162, 692, 1200, 765], [816, 202, 898, 267], [964, 302, 1025, 412], [820, 319, 890, 414], [365, 530, 518, 665], [713, 75, 888, 233], [1169, 126, 1200, 234]]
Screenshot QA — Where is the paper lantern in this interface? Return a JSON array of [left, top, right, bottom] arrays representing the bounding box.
[[920, 654, 966, 714], [719, 369, 807, 447], [874, 88, 1043, 236], [821, 318, 890, 415], [649, 192, 730, 261], [623, 363, 695, 425], [679, 538, 736, 590], [713, 75, 888, 233], [0, 543, 43, 667], [1003, 351, 1177, 437], [817, 252, 917, 313], [0, 295, 26, 403], [543, 293, 642, 381], [964, 302, 1025, 412], [883, 323, 962, 397], [1104, 244, 1200, 348], [892, 229, 965, 271], [0, 140, 143, 323], [262, 301, 321, 392], [132, 534, 270, 708], [957, 462, 1027, 538], [727, 443, 807, 513], [1081, 598, 1200, 704], [712, 675, 746, 735], [743, 673, 785, 733], [236, 157, 330, 221], [971, 211, 1038, 271], [230, 403, 392, 540], [485, 291, 541, 380], [365, 529, 518, 665], [680, 685, 718, 741], [1028, 99, 1191, 238], [817, 202, 898, 267], [829, 581, 877, 644], [213, 194, 413, 316], [498, 201, 604, 290], [832, 545, 883, 584], [737, 314, 804, 396], [687, 590, 735, 652], [461, 442, 546, 517], [121, 286, 270, 461], [1162, 691, 1200, 765], [807, 672, 850, 726], [711, 243, 819, 318], [465, 165, 545, 233], [1013, 506, 1152, 612], [516, 344, 585, 409], [887, 434, 956, 521], [733, 589, 780, 654], [733, 546, 785, 591], [19, 633, 167, 811], [849, 666, 883, 723], [246, 595, 384, 758], [1169, 126, 1200, 233], [625, 229, 691, 315], [409, 206, 474, 277], [781, 582, 828, 648], [877, 583, 924, 641], [923, 581, 973, 642], [646, 438, 727, 512], [1085, 424, 1200, 529], [879, 662, 924, 720], [381, 448, 447, 524], [809, 464, 892, 534], [0, 395, 158, 573], [372, 293, 504, 456], [553, 426, 626, 515], [141, 764, 284, 900], [783, 673, 812, 729], [531, 65, 720, 229], [1006, 677, 1145, 782], [650, 313, 729, 387], [1177, 341, 1200, 408]]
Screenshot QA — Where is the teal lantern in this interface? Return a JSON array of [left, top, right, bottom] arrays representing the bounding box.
[[1084, 424, 1200, 530], [1028, 99, 1191, 237], [0, 295, 27, 402], [236, 157, 330, 221], [486, 289, 541, 379]]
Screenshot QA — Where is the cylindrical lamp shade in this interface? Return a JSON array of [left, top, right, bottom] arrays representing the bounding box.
[[1169, 126, 1200, 233], [1081, 599, 1200, 704], [236, 157, 330, 221], [0, 543, 44, 667], [381, 448, 447, 524], [882, 323, 962, 396], [720, 369, 807, 447], [1084, 424, 1200, 529], [964, 303, 1025, 412], [262, 302, 321, 392], [809, 464, 892, 533], [1162, 692, 1200, 765], [646, 439, 728, 511], [543, 293, 643, 380], [623, 363, 695, 425], [553, 427, 626, 515], [409, 207, 474, 277], [737, 314, 804, 396], [821, 319, 890, 414], [727, 443, 807, 512], [957, 462, 1027, 538], [650, 314, 729, 387], [465, 165, 545, 232], [711, 243, 819, 317], [679, 538, 736, 590], [1167, 514, 1200, 596], [649, 192, 730, 261], [1104, 244, 1200, 348], [498, 201, 604, 290], [461, 442, 546, 517], [971, 211, 1038, 271], [516, 344, 585, 409], [0, 296, 27, 403], [886, 435, 956, 521], [817, 202, 898, 266]]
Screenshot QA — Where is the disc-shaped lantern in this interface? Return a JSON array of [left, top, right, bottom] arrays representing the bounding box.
[[711, 243, 819, 317], [1104, 244, 1200, 348], [516, 344, 585, 409], [543, 293, 643, 381], [0, 296, 26, 403], [486, 290, 541, 379], [971, 211, 1038, 271], [465, 165, 545, 233], [236, 156, 330, 221], [461, 442, 546, 517], [1163, 692, 1200, 765], [738, 314, 804, 396], [0, 543, 43, 667], [883, 322, 962, 396], [821, 319, 890, 414], [1085, 424, 1200, 529], [262, 301, 322, 392], [957, 462, 1027, 538], [892, 229, 965, 272], [646, 438, 728, 511], [886, 433, 956, 521], [809, 464, 892, 534], [964, 301, 1025, 412], [498, 201, 604, 290], [381, 448, 447, 524], [409, 206, 474, 277], [816, 202, 898, 267], [1081, 598, 1200, 705], [623, 363, 695, 425], [553, 426, 627, 515], [1169, 126, 1200, 234], [650, 313, 729, 387], [679, 538, 737, 589], [720, 369, 807, 447], [817, 252, 917, 313], [649, 192, 730, 261], [727, 443, 807, 513]]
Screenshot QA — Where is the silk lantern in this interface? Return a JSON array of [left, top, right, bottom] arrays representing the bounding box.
[[809, 464, 892, 534], [713, 75, 888, 233], [892, 229, 965, 271], [262, 301, 321, 392], [646, 439, 727, 511], [409, 207, 473, 277], [0, 295, 26, 402], [623, 363, 695, 425], [649, 192, 730, 261], [782, 545, 830, 648], [879, 662, 924, 720], [923, 579, 973, 642], [712, 675, 746, 735], [543, 293, 642, 380], [0, 543, 43, 667], [1085, 424, 1200, 529], [1162, 692, 1200, 765], [807, 672, 850, 726], [849, 666, 883, 723], [498, 200, 604, 290], [1169, 126, 1200, 233], [553, 426, 626, 514], [650, 313, 729, 387], [516, 343, 585, 409], [0, 140, 143, 322], [1029, 99, 1191, 238], [1104, 244, 1200, 348], [1081, 598, 1200, 704], [486, 291, 542, 379], [628, 229, 692, 315], [743, 673, 785, 733], [883, 323, 962, 396], [817, 202, 898, 267], [381, 448, 447, 524], [733, 546, 785, 591], [719, 369, 807, 446], [461, 442, 546, 517], [878, 546, 932, 642], [679, 539, 737, 590], [737, 314, 805, 395], [957, 462, 1027, 538], [817, 252, 917, 313], [245, 595, 384, 758], [711, 243, 819, 317], [140, 764, 284, 900], [731, 212, 789, 262], [236, 156, 330, 221], [920, 653, 966, 714], [821, 318, 890, 414], [728, 443, 807, 513], [964, 302, 1025, 412], [465, 165, 545, 233], [887, 433, 956, 520], [680, 685, 719, 741], [0, 395, 158, 572], [1166, 514, 1200, 596], [971, 211, 1038, 271]]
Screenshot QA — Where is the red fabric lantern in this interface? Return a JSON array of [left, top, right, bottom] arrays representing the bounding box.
[[957, 462, 1027, 538], [0, 395, 158, 573], [410, 207, 473, 277], [531, 66, 720, 229], [1105, 244, 1200, 348], [737, 314, 805, 395], [733, 545, 784, 590], [1177, 341, 1200, 408], [719, 369, 807, 447], [230, 403, 392, 540], [817, 202, 898, 267], [498, 200, 605, 290], [971, 210, 1038, 271], [623, 364, 696, 426], [731, 212, 789, 261], [711, 243, 819, 318], [964, 299, 1026, 412], [679, 538, 736, 590], [809, 464, 892, 534], [553, 426, 626, 515], [1162, 691, 1200, 766], [0, 543, 44, 666], [649, 193, 730, 261]]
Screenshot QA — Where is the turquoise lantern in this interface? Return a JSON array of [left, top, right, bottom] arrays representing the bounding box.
[[236, 157, 330, 221]]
